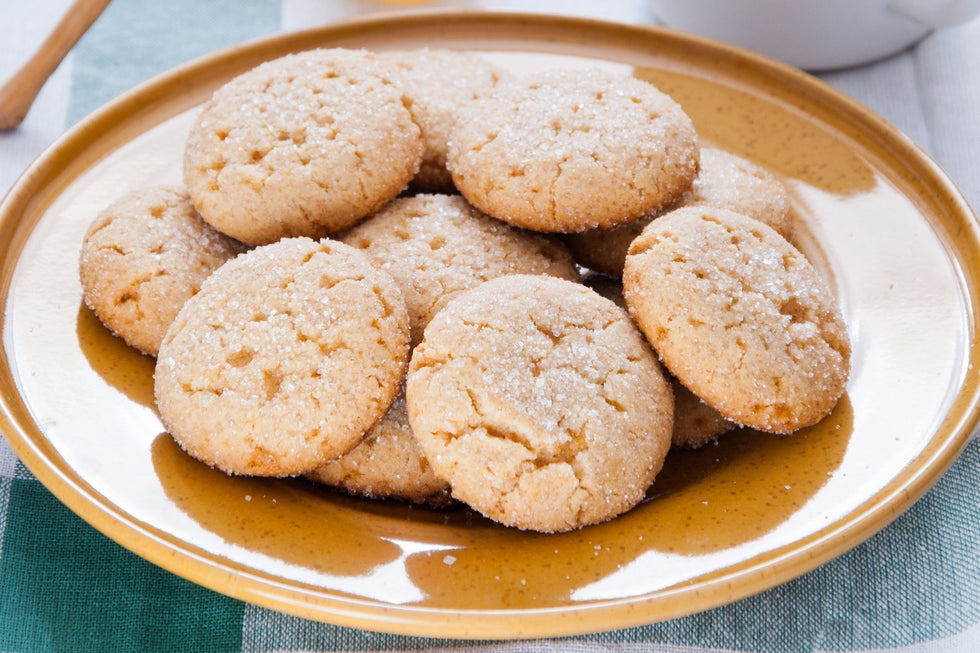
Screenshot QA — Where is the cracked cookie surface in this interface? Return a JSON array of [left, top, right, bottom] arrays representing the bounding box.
[[406, 274, 673, 533], [154, 237, 410, 477], [183, 48, 423, 245], [446, 68, 699, 233], [79, 185, 247, 357], [341, 193, 580, 346], [623, 206, 850, 433]]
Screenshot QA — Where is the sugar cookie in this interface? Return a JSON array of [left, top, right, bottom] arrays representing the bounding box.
[[155, 237, 410, 476], [79, 185, 246, 357], [447, 68, 699, 233], [671, 382, 736, 449], [406, 274, 673, 532], [184, 48, 423, 245], [623, 206, 849, 433], [306, 389, 452, 506]]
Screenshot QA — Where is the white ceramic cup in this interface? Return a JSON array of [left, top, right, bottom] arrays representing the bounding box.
[[648, 0, 980, 70]]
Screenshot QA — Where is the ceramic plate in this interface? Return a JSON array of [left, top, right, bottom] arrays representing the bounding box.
[[1, 11, 978, 639]]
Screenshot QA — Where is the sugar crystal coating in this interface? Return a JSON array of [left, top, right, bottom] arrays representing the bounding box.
[[154, 237, 411, 477], [79, 185, 247, 356], [623, 206, 850, 433], [406, 274, 674, 533], [183, 48, 424, 245], [447, 68, 699, 233]]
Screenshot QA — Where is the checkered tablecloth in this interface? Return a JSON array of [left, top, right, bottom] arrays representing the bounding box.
[[2, 1, 979, 651]]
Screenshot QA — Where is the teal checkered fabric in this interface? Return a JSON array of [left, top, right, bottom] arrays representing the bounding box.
[[1, 446, 977, 652]]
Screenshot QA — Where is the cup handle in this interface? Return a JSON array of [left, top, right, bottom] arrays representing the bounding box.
[[889, 0, 980, 27]]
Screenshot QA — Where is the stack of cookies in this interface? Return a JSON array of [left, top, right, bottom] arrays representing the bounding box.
[[78, 47, 850, 533]]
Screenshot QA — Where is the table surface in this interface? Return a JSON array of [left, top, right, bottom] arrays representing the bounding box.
[[1, 1, 979, 651]]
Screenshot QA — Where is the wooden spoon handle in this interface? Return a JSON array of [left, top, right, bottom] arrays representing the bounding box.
[[0, 0, 113, 130]]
